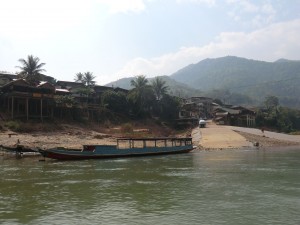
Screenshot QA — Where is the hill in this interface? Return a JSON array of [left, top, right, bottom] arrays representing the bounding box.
[[106, 76, 204, 98], [170, 56, 300, 108]]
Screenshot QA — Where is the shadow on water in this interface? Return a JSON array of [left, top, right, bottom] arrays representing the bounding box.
[[1, 147, 300, 225]]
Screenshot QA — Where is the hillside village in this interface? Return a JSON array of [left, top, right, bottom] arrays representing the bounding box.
[[0, 71, 257, 129]]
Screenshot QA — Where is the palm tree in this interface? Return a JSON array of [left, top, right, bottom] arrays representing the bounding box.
[[151, 77, 169, 100], [74, 72, 84, 83], [17, 55, 46, 85], [82, 72, 96, 86], [74, 72, 96, 86], [128, 75, 155, 115], [130, 75, 149, 90]]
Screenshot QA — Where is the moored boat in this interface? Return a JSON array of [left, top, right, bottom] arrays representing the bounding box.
[[39, 137, 195, 160]]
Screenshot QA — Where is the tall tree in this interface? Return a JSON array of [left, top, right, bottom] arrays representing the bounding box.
[[102, 90, 128, 114], [17, 55, 46, 85], [74, 72, 84, 83], [264, 96, 279, 110], [151, 77, 169, 100], [128, 75, 155, 116], [130, 75, 149, 90], [83, 72, 96, 86], [74, 72, 96, 86]]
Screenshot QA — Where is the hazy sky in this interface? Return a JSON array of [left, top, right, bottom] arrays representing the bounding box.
[[1, 0, 300, 85]]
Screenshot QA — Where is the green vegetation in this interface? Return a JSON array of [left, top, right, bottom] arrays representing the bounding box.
[[121, 123, 133, 133], [106, 75, 204, 99], [17, 55, 46, 85], [127, 75, 156, 117], [74, 71, 96, 86], [4, 121, 20, 131], [100, 75, 181, 125], [256, 96, 300, 133], [151, 77, 169, 100], [102, 90, 128, 114]]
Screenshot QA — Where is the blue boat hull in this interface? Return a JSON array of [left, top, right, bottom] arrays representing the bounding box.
[[39, 145, 195, 160]]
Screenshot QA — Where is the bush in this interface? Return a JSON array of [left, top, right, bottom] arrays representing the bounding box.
[[4, 121, 20, 131], [121, 123, 133, 133]]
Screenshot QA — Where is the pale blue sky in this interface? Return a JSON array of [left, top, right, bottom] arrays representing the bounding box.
[[1, 0, 300, 84]]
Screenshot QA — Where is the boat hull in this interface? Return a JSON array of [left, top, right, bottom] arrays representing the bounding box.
[[39, 145, 195, 160]]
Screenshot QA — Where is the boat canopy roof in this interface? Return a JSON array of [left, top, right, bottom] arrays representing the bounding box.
[[116, 137, 192, 141]]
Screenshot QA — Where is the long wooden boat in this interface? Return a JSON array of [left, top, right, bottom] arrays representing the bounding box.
[[39, 137, 195, 160]]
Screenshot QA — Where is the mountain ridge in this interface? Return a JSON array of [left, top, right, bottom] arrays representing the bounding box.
[[170, 56, 300, 108], [106, 56, 300, 108]]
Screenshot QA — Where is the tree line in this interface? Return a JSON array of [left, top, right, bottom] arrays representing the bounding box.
[[256, 96, 300, 133], [15, 55, 180, 122], [12, 55, 300, 132]]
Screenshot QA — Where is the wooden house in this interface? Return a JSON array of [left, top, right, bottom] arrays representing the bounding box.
[[177, 96, 213, 127], [213, 105, 256, 127], [179, 97, 213, 120], [0, 79, 55, 120], [56, 81, 85, 92]]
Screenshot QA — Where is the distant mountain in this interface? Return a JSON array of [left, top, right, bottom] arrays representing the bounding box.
[[106, 77, 133, 90], [106, 76, 204, 98], [170, 56, 300, 108], [274, 58, 300, 63]]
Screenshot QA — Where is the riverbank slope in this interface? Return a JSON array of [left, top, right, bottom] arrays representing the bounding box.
[[192, 121, 300, 149]]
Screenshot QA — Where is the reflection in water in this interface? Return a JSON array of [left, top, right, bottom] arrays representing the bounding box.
[[1, 148, 300, 225]]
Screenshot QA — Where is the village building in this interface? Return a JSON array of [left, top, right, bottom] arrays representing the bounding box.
[[176, 96, 256, 128], [213, 105, 256, 127], [0, 79, 55, 121], [179, 97, 213, 119], [0, 74, 130, 121], [177, 96, 213, 126]]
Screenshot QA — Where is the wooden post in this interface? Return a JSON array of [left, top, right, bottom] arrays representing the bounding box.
[[26, 98, 29, 121], [41, 98, 43, 122], [51, 105, 54, 119], [11, 96, 14, 119]]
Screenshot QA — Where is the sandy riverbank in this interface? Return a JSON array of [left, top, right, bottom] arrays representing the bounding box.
[[1, 121, 300, 154], [0, 127, 116, 151], [192, 121, 300, 150]]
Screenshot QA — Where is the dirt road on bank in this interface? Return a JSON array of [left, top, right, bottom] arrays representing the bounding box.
[[192, 121, 300, 149]]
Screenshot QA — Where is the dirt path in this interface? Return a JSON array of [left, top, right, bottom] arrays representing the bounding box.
[[229, 126, 300, 143], [192, 122, 252, 149], [192, 121, 300, 150]]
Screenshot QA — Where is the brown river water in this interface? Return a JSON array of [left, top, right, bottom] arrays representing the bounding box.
[[1, 147, 299, 225]]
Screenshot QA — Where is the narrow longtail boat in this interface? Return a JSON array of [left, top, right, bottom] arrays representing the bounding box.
[[39, 137, 195, 160]]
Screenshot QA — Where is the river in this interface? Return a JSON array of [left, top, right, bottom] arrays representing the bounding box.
[[1, 147, 299, 225]]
